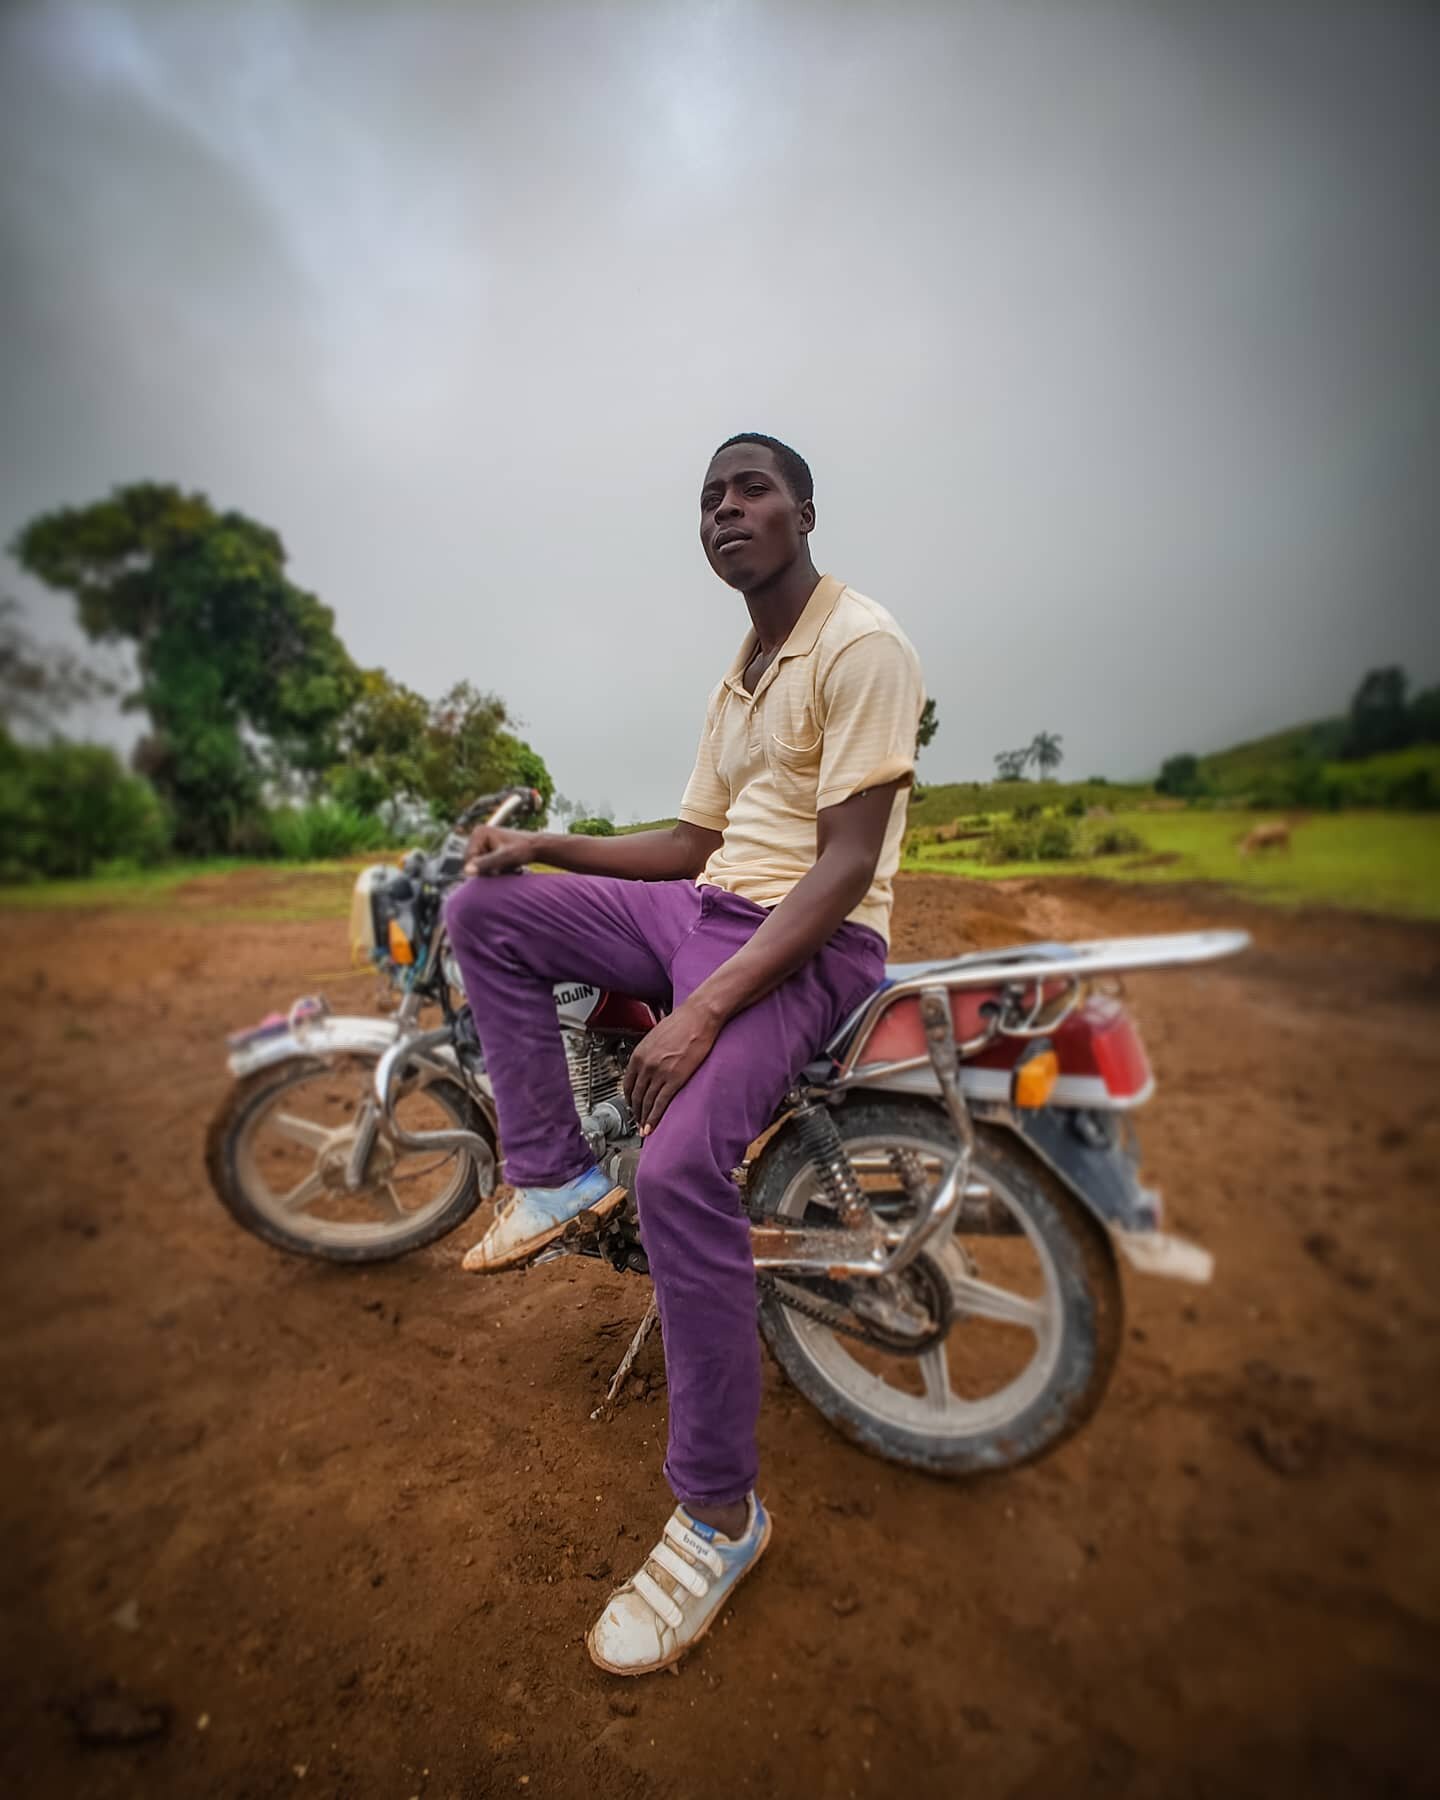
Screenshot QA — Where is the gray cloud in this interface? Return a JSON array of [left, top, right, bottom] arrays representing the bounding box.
[[3, 0, 1437, 817]]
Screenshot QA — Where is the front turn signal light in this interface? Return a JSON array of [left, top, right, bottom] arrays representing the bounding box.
[[1013, 1049, 1059, 1109], [387, 918, 415, 965]]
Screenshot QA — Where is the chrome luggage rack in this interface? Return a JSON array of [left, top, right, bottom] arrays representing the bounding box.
[[826, 929, 1250, 1086]]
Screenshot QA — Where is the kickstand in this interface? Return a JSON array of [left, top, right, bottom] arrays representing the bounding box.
[[590, 1296, 659, 1421]]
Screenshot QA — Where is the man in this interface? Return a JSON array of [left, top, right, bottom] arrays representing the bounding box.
[[445, 432, 924, 1675]]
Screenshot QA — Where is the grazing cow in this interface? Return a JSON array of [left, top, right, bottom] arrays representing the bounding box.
[[1239, 821, 1291, 855]]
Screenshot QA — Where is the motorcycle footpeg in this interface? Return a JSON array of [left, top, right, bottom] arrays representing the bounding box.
[[561, 1194, 627, 1243]]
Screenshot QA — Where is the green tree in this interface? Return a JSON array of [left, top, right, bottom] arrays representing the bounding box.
[[1029, 731, 1063, 780], [13, 483, 361, 851], [916, 697, 939, 758], [569, 815, 616, 836], [994, 747, 1030, 781], [1343, 666, 1410, 759], [1409, 684, 1440, 746], [325, 671, 553, 828], [411, 681, 552, 825], [327, 668, 430, 820], [1156, 752, 1203, 797]]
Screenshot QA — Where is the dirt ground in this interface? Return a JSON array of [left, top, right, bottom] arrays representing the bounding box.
[[3, 871, 1439, 1799]]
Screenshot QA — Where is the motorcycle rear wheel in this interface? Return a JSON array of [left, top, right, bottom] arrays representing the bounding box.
[[205, 1054, 491, 1263], [753, 1097, 1123, 1476]]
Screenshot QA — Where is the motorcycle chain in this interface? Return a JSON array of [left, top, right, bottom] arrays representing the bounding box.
[[756, 1254, 953, 1357]]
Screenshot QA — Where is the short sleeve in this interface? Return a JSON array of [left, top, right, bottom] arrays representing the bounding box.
[[677, 687, 730, 830], [815, 634, 924, 812]]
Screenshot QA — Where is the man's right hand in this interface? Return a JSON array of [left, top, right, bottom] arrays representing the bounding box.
[[460, 817, 720, 884], [463, 824, 541, 877]]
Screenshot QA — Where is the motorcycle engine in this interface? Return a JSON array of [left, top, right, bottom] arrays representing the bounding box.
[[563, 1027, 649, 1229], [566, 1030, 635, 1146]]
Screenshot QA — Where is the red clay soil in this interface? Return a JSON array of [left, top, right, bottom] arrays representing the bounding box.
[[2, 873, 1438, 1798]]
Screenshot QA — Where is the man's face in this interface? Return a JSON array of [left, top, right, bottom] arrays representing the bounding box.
[[699, 444, 814, 591]]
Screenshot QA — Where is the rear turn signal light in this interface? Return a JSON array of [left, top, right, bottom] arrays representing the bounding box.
[[1013, 1049, 1059, 1109], [387, 919, 415, 965]]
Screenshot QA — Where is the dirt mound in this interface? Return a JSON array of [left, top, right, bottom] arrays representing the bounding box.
[[2, 873, 1438, 1797]]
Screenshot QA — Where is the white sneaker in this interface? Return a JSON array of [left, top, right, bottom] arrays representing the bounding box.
[[586, 1495, 771, 1676], [461, 1166, 624, 1272]]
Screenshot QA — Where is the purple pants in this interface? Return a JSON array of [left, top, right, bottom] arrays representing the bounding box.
[[444, 874, 886, 1509]]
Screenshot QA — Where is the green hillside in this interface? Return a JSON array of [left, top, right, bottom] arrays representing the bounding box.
[[1194, 717, 1346, 792]]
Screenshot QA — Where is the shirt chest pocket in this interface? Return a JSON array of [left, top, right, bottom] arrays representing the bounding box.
[[766, 711, 823, 796]]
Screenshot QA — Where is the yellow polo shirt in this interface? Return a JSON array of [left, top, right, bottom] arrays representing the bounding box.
[[678, 574, 924, 945]]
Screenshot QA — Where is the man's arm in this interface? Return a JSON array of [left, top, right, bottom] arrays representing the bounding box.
[[622, 781, 900, 1132], [463, 818, 721, 883]]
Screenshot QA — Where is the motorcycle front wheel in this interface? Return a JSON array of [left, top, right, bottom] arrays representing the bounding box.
[[752, 1098, 1123, 1476], [205, 1053, 493, 1263]]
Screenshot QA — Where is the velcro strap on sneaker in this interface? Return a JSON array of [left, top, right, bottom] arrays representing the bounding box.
[[650, 1540, 709, 1599], [633, 1567, 684, 1631], [666, 1521, 725, 1575]]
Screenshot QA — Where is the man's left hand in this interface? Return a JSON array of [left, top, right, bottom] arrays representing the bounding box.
[[623, 999, 722, 1136]]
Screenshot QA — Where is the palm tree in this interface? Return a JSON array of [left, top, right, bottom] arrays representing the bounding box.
[[1029, 731, 1063, 780]]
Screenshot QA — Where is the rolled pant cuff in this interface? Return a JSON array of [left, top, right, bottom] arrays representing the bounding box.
[[667, 1472, 757, 1513]]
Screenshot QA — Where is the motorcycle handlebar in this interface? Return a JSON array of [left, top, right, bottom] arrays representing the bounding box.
[[408, 787, 542, 888], [454, 785, 544, 833]]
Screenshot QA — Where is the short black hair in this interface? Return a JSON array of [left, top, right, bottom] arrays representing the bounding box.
[[712, 433, 813, 505]]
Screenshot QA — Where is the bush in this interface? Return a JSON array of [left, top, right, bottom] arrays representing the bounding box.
[[0, 733, 170, 880], [979, 825, 1030, 864], [981, 817, 1077, 864], [1034, 818, 1077, 859], [1064, 793, 1087, 817], [569, 816, 617, 837], [268, 802, 392, 861], [1086, 823, 1147, 857], [1012, 800, 1042, 822]]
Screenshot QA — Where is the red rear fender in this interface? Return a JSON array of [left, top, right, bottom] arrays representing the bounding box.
[[854, 988, 1153, 1107]]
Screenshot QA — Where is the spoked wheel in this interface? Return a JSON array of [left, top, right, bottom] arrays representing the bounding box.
[[205, 1054, 492, 1262], [753, 1098, 1123, 1476]]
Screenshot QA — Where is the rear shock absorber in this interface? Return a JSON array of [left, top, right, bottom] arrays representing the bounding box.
[[787, 1099, 869, 1230]]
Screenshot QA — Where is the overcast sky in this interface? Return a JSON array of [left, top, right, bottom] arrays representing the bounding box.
[[2, 0, 1437, 819]]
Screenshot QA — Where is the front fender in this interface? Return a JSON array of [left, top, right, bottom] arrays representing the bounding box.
[[225, 1013, 414, 1080]]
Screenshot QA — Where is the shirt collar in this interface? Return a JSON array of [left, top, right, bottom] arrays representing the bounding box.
[[722, 574, 845, 700]]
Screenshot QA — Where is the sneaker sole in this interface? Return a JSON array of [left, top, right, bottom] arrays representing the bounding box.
[[585, 1509, 774, 1678], [461, 1186, 627, 1273]]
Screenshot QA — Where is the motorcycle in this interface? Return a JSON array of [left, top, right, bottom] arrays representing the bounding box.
[[207, 786, 1247, 1475]]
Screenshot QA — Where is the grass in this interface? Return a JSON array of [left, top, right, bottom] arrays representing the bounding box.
[[0, 856, 373, 923], [905, 808, 1440, 920]]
